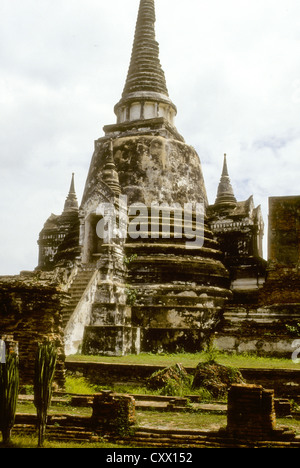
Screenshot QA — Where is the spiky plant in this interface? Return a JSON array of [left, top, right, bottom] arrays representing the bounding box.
[[34, 341, 57, 447], [0, 353, 19, 445]]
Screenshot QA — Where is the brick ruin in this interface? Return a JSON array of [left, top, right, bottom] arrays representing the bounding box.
[[227, 384, 277, 439], [226, 384, 297, 442], [1, 0, 299, 361], [0, 274, 66, 387], [215, 195, 300, 356], [91, 391, 136, 433]]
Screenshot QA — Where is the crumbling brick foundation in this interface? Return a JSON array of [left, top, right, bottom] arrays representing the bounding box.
[[91, 391, 136, 433], [0, 274, 67, 387], [227, 384, 276, 439]]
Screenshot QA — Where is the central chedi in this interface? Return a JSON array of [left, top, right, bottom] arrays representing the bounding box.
[[63, 0, 231, 355]]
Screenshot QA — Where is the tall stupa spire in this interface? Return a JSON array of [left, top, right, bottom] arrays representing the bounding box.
[[114, 0, 177, 126], [63, 173, 78, 213], [215, 154, 237, 207]]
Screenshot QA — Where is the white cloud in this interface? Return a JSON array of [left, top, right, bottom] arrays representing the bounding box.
[[0, 0, 299, 274]]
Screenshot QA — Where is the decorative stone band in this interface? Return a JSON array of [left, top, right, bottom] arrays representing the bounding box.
[[114, 91, 177, 126]]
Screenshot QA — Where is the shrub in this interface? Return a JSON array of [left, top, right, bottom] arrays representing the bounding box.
[[34, 341, 57, 447], [0, 353, 19, 445]]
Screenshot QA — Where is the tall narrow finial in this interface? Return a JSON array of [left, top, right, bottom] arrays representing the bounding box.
[[215, 154, 237, 207], [101, 140, 121, 195], [122, 0, 168, 97], [69, 172, 76, 194], [63, 173, 78, 213], [114, 0, 177, 125], [222, 154, 229, 177]]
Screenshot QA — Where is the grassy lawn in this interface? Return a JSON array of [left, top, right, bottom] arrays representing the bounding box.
[[8, 373, 300, 448], [66, 351, 299, 369], [9, 403, 300, 449], [0, 436, 130, 449], [5, 351, 299, 448], [137, 411, 300, 437], [137, 410, 227, 432]]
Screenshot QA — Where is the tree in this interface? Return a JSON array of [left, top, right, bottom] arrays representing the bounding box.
[[34, 341, 57, 447], [0, 352, 19, 445]]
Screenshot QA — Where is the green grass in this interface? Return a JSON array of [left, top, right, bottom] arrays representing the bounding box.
[[64, 376, 99, 394], [66, 351, 299, 369], [9, 351, 300, 448], [0, 435, 131, 449], [10, 374, 300, 448], [137, 410, 227, 431], [138, 411, 300, 436], [63, 376, 217, 401]]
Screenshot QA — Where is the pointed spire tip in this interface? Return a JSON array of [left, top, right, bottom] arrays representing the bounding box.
[[215, 154, 237, 207]]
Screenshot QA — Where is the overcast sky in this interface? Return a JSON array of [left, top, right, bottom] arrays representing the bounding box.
[[1, 0, 299, 275]]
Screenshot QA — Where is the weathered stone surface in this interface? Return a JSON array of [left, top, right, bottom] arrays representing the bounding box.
[[192, 362, 245, 398], [227, 384, 280, 440], [91, 391, 136, 432], [32, 1, 299, 359], [215, 195, 300, 357], [38, 174, 80, 270], [82, 134, 208, 207], [82, 325, 140, 356], [77, 68, 231, 355], [0, 274, 66, 387], [268, 196, 300, 269], [146, 363, 190, 392]]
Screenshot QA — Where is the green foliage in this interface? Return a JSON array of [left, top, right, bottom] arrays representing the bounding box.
[[147, 364, 197, 398], [0, 434, 132, 449], [0, 353, 19, 444], [158, 377, 191, 397], [204, 334, 220, 364], [65, 376, 101, 394], [114, 402, 135, 438], [123, 254, 138, 265], [286, 322, 300, 336], [67, 350, 298, 369], [125, 287, 138, 306], [34, 341, 57, 447], [20, 385, 34, 395]]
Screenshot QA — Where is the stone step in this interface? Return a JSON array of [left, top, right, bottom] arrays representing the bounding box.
[[62, 269, 95, 327]]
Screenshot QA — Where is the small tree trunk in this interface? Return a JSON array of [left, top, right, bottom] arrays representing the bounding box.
[[38, 421, 46, 448], [2, 427, 12, 445]]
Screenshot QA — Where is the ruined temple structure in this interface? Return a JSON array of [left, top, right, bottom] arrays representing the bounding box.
[[40, 0, 234, 355], [36, 0, 299, 357], [2, 0, 298, 360], [38, 173, 80, 270], [215, 194, 300, 356], [207, 154, 266, 295]]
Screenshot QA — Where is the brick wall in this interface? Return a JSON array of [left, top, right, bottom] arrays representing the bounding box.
[[227, 384, 276, 439], [91, 391, 135, 432], [0, 274, 67, 387], [268, 196, 300, 268]]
